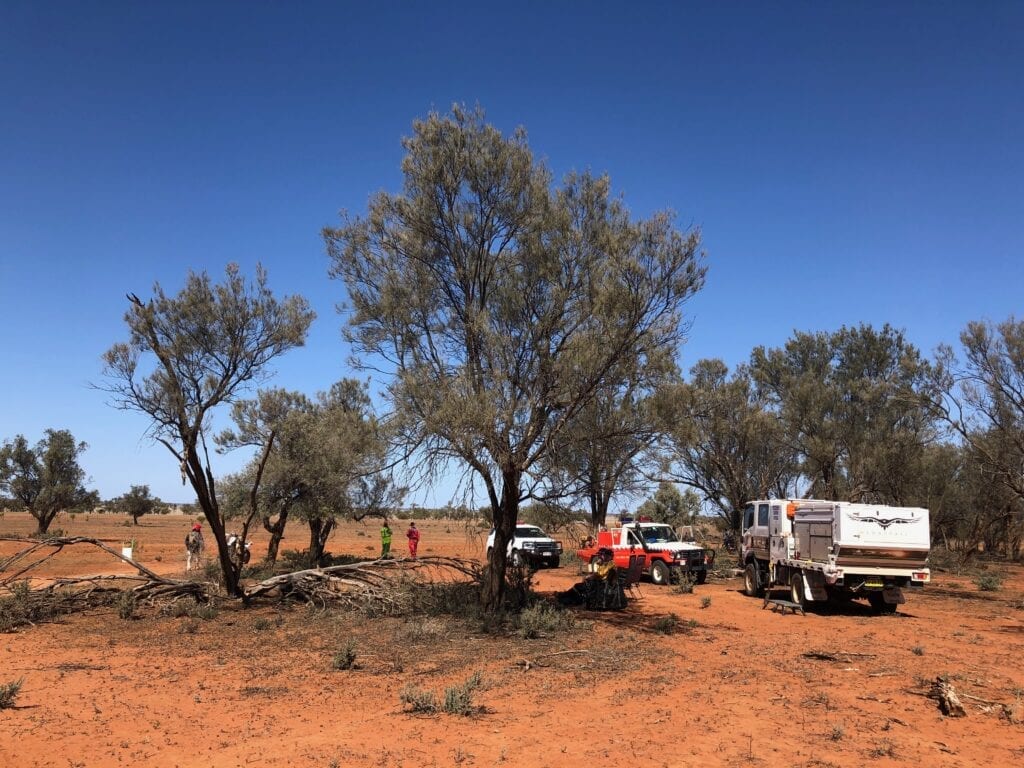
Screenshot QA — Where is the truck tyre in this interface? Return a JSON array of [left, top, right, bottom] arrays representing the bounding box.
[[743, 563, 763, 597], [868, 591, 897, 614], [486, 547, 493, 561], [650, 560, 670, 586], [694, 570, 707, 585], [549, 557, 560, 569], [511, 550, 524, 567], [790, 573, 806, 609]]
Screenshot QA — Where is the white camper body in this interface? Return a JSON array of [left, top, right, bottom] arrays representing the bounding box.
[[740, 499, 931, 613]]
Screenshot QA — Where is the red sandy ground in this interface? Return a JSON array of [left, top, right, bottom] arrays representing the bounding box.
[[1, 512, 1022, 768]]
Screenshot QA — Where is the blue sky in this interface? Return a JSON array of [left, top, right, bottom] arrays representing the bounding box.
[[1, 1, 1021, 508]]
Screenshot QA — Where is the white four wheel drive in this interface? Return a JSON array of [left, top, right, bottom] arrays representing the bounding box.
[[486, 524, 562, 568]]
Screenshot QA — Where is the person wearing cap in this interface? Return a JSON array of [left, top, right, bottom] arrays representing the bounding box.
[[185, 522, 205, 572], [406, 521, 420, 559], [380, 520, 393, 558]]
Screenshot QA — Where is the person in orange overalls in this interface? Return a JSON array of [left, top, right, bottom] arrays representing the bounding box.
[[406, 521, 421, 559]]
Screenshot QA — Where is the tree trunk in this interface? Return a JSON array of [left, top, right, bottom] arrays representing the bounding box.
[[184, 443, 241, 597], [481, 468, 521, 613], [33, 507, 57, 535], [307, 517, 335, 566], [263, 505, 290, 564]]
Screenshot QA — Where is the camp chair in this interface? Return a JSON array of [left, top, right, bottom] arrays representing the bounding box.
[[623, 554, 644, 600]]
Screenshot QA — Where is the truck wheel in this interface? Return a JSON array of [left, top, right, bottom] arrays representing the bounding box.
[[549, 557, 560, 569], [868, 591, 897, 614], [694, 570, 707, 585], [743, 563, 763, 597], [650, 560, 670, 586], [486, 547, 493, 561], [511, 550, 524, 567], [790, 573, 806, 609]]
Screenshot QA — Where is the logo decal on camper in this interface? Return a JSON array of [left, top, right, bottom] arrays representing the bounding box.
[[847, 512, 921, 530]]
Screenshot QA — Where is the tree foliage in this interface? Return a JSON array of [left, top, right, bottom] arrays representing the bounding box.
[[636, 482, 701, 529], [660, 359, 798, 529], [537, 379, 663, 531], [102, 264, 314, 595], [218, 380, 403, 565], [110, 484, 163, 525], [751, 324, 935, 503], [325, 106, 705, 609], [0, 429, 99, 533]]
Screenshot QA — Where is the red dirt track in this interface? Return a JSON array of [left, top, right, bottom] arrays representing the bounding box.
[[1, 512, 1022, 767]]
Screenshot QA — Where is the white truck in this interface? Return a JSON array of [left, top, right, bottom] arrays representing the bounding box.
[[740, 499, 931, 613], [486, 524, 563, 568]]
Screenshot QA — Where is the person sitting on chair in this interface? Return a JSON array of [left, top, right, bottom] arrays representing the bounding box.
[[558, 548, 620, 607]]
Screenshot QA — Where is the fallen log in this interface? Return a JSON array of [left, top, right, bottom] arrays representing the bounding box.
[[931, 676, 967, 717]]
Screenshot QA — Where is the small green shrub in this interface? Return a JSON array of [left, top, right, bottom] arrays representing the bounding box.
[[654, 613, 680, 634], [332, 640, 357, 670], [675, 579, 694, 595], [911, 646, 924, 656], [975, 572, 1002, 592], [116, 591, 137, 620], [830, 723, 844, 741], [163, 597, 217, 621], [515, 603, 574, 639], [400, 684, 438, 714], [0, 679, 23, 709], [700, 596, 712, 609], [443, 672, 483, 716]]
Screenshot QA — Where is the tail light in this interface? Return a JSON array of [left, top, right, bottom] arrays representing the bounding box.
[[912, 571, 930, 582]]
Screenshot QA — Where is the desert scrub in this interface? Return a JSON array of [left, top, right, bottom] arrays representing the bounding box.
[[162, 597, 218, 620], [0, 581, 75, 632], [975, 572, 1002, 592], [515, 602, 574, 639], [654, 613, 681, 634], [116, 591, 137, 620], [332, 640, 357, 670], [443, 672, 483, 716], [400, 684, 438, 714], [700, 596, 712, 609], [0, 679, 23, 709]]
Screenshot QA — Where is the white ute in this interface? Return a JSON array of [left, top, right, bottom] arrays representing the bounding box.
[[486, 524, 562, 568]]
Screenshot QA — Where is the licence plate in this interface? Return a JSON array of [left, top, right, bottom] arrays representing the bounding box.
[[541, 552, 551, 557], [865, 579, 884, 588]]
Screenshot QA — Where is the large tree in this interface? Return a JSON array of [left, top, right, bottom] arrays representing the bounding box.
[[102, 264, 314, 596], [929, 318, 1024, 504], [216, 388, 313, 563], [535, 378, 663, 531], [0, 429, 99, 534], [661, 359, 798, 529], [218, 380, 402, 565], [751, 324, 935, 503], [325, 106, 705, 609]]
